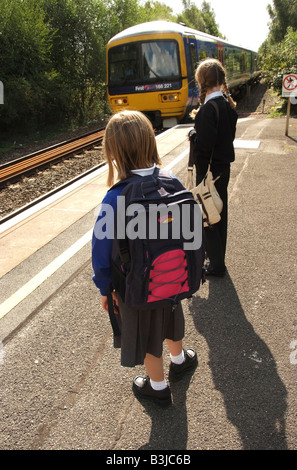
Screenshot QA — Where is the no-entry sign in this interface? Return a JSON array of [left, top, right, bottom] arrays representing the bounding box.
[[282, 74, 297, 97], [282, 74, 297, 137]]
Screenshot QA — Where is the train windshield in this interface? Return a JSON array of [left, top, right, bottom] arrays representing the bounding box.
[[109, 40, 181, 85]]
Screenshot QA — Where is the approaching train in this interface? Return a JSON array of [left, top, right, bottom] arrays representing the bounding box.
[[106, 21, 260, 128]]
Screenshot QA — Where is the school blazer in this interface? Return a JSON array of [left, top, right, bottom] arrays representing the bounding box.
[[189, 96, 238, 168]]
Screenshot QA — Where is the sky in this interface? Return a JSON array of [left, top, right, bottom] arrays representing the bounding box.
[[161, 0, 271, 51]]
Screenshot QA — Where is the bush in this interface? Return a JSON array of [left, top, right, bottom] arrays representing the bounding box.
[[259, 27, 297, 93]]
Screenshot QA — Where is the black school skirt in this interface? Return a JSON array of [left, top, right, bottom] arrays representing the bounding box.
[[113, 296, 185, 367]]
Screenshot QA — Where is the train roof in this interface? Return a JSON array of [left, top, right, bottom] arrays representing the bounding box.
[[108, 21, 257, 53]]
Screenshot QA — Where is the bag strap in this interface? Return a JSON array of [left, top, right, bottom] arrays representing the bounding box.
[[208, 100, 219, 165], [106, 288, 121, 336], [115, 166, 160, 269]]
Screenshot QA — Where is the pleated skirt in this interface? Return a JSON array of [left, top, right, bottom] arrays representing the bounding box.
[[113, 295, 185, 367]]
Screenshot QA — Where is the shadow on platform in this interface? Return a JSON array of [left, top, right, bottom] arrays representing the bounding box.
[[136, 272, 287, 450], [190, 273, 288, 450]]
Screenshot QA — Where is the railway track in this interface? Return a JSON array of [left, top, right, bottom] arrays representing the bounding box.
[[0, 128, 105, 184]]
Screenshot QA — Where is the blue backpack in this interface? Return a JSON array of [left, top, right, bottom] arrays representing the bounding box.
[[109, 167, 205, 312]]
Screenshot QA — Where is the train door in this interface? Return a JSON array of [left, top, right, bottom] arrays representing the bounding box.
[[218, 43, 224, 65], [186, 37, 199, 108]]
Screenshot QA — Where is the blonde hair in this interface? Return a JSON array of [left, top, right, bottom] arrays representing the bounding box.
[[191, 58, 236, 118], [103, 110, 161, 187]]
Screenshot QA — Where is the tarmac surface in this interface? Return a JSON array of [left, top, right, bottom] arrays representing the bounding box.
[[0, 116, 296, 452]]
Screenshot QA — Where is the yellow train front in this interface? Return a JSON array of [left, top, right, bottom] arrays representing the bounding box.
[[106, 21, 259, 128]]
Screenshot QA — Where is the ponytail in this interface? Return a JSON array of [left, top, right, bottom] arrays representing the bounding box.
[[223, 80, 237, 109], [189, 82, 207, 119]]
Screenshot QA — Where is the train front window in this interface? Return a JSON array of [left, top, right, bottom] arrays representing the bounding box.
[[108, 40, 180, 85], [109, 44, 140, 84], [141, 41, 180, 80]]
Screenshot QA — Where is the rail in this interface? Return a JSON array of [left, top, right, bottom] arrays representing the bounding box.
[[0, 129, 105, 183]]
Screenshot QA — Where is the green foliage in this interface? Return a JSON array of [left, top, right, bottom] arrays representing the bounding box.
[[259, 0, 297, 95], [177, 0, 224, 37], [0, 0, 52, 131], [200, 1, 224, 38], [267, 0, 297, 44], [259, 28, 297, 91], [138, 1, 175, 22], [41, 0, 108, 125]]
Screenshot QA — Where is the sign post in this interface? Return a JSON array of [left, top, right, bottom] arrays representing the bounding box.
[[282, 74, 297, 136]]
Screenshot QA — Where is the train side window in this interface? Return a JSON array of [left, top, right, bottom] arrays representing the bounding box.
[[199, 50, 207, 61], [245, 52, 251, 74], [218, 45, 223, 63]]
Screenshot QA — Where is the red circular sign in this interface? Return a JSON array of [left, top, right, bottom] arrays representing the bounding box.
[[283, 74, 297, 91]]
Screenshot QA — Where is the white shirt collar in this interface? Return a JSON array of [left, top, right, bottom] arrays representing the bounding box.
[[131, 163, 156, 176], [205, 91, 223, 103]]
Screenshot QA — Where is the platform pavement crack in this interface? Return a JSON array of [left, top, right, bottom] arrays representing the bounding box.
[[112, 395, 136, 447], [30, 330, 111, 450]]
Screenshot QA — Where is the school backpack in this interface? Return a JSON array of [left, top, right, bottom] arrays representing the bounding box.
[[109, 166, 205, 312]]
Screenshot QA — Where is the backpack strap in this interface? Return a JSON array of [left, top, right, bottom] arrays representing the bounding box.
[[114, 167, 160, 269], [106, 287, 121, 337]]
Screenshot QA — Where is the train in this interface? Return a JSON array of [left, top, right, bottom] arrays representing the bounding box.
[[106, 21, 260, 128]]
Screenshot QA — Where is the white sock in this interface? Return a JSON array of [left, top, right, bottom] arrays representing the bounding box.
[[170, 350, 185, 365], [150, 378, 167, 391]]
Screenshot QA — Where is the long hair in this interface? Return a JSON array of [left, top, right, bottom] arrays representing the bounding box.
[[193, 58, 236, 115], [103, 110, 161, 187]]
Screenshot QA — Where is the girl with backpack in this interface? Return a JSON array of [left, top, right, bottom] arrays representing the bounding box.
[[92, 110, 198, 407], [189, 58, 238, 277]]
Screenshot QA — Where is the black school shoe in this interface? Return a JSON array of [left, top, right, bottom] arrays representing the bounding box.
[[169, 349, 198, 382], [132, 376, 172, 407]]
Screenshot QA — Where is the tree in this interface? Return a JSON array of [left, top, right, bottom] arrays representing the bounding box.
[[0, 0, 52, 131], [176, 0, 222, 37], [267, 0, 297, 43], [103, 0, 141, 40], [41, 0, 108, 124], [259, 27, 297, 91], [177, 0, 206, 31], [201, 1, 224, 37], [138, 1, 175, 23]]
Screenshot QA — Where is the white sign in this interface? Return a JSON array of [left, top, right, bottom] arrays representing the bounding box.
[[282, 74, 297, 97]]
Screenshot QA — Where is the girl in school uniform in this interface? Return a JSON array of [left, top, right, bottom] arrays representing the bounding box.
[[189, 58, 238, 276], [92, 110, 197, 407]]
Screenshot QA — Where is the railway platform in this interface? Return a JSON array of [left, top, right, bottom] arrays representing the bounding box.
[[0, 116, 296, 451]]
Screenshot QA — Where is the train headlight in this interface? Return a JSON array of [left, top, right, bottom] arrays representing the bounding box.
[[161, 93, 179, 103], [113, 97, 128, 106]]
